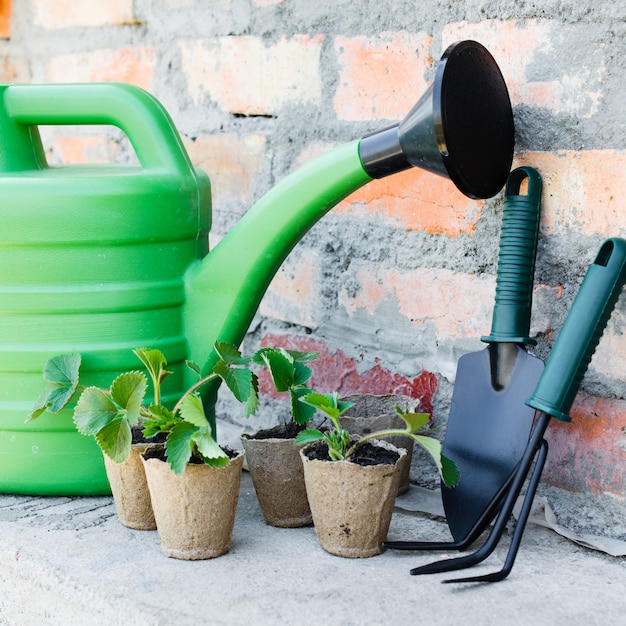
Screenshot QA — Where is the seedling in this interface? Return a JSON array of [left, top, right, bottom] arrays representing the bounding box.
[[295, 392, 459, 487], [27, 342, 260, 474], [244, 346, 319, 427], [28, 342, 319, 475]]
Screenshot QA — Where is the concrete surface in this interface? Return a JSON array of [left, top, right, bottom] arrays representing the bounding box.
[[0, 470, 624, 626]]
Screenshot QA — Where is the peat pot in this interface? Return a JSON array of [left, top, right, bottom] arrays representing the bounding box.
[[142, 448, 244, 560], [241, 429, 312, 528], [342, 394, 416, 494], [102, 442, 158, 530], [300, 439, 406, 558]]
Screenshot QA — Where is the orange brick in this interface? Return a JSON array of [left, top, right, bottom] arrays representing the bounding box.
[[48, 136, 118, 164], [183, 133, 267, 207], [45, 46, 155, 89], [0, 0, 11, 38], [335, 167, 483, 237], [259, 248, 323, 329], [338, 262, 496, 340], [513, 150, 626, 239], [179, 35, 323, 115], [0, 55, 29, 82], [334, 32, 432, 122], [544, 394, 626, 495], [442, 20, 605, 117], [33, 0, 136, 28]]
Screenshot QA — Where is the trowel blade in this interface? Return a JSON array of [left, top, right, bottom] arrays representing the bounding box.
[[441, 345, 544, 542]]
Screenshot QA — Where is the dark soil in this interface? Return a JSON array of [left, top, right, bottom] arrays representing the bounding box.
[[131, 426, 166, 445], [303, 440, 400, 467], [142, 444, 238, 464], [247, 422, 306, 440]]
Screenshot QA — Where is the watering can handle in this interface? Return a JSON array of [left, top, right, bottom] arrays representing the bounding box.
[[527, 237, 626, 421], [0, 83, 195, 177]]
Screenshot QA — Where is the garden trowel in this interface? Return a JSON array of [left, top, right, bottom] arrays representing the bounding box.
[[441, 166, 544, 543]]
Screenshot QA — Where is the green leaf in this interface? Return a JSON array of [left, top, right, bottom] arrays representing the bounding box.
[[27, 353, 82, 421], [260, 349, 295, 392], [250, 347, 272, 366], [214, 341, 249, 366], [165, 421, 197, 474], [96, 417, 132, 463], [133, 348, 171, 384], [110, 372, 147, 427], [411, 434, 459, 487], [289, 387, 316, 425], [243, 374, 259, 417], [43, 353, 81, 386], [73, 388, 120, 436], [202, 454, 231, 468], [185, 360, 202, 378], [300, 392, 353, 420], [397, 411, 431, 433], [213, 360, 253, 403], [142, 404, 177, 438], [300, 392, 340, 419], [336, 399, 355, 415], [26, 386, 53, 422], [192, 428, 228, 463], [45, 385, 77, 414], [285, 349, 319, 364], [292, 361, 312, 387], [294, 428, 325, 445], [179, 393, 209, 429], [441, 454, 460, 488]]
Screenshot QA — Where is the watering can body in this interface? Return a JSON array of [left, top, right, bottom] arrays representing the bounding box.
[[0, 83, 372, 495], [0, 83, 212, 494]]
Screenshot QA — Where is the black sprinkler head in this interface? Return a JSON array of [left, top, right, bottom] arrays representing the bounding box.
[[359, 40, 514, 200]]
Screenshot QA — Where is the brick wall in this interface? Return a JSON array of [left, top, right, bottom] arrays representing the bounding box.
[[2, 1, 626, 504]]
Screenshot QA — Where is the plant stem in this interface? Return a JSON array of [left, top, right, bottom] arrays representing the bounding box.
[[344, 429, 410, 459], [172, 372, 219, 414]]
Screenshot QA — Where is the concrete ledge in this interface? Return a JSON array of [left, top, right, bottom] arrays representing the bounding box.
[[0, 473, 625, 625]]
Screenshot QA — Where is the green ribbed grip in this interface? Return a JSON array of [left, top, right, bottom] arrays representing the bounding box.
[[482, 166, 542, 345], [527, 238, 626, 422]]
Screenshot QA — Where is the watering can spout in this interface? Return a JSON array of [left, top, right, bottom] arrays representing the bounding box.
[[184, 39, 515, 412], [359, 40, 514, 199], [183, 140, 371, 376]]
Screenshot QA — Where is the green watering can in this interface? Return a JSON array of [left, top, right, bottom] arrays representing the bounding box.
[[0, 40, 514, 494]]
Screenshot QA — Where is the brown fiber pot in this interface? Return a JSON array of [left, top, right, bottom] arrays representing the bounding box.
[[300, 440, 407, 558], [342, 394, 417, 495], [241, 433, 312, 528], [103, 443, 157, 530], [142, 450, 244, 560]]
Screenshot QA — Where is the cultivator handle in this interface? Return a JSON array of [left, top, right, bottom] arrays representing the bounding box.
[[527, 238, 626, 421], [482, 166, 542, 345]]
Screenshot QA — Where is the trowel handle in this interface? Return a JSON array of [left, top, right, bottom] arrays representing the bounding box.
[[0, 83, 194, 177], [527, 238, 626, 422], [482, 166, 542, 345]]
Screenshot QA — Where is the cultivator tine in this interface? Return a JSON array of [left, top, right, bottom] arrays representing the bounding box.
[[410, 413, 549, 578], [442, 439, 548, 584]]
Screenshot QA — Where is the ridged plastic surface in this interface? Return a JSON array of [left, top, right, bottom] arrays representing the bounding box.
[[0, 83, 210, 494], [482, 166, 541, 345]]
